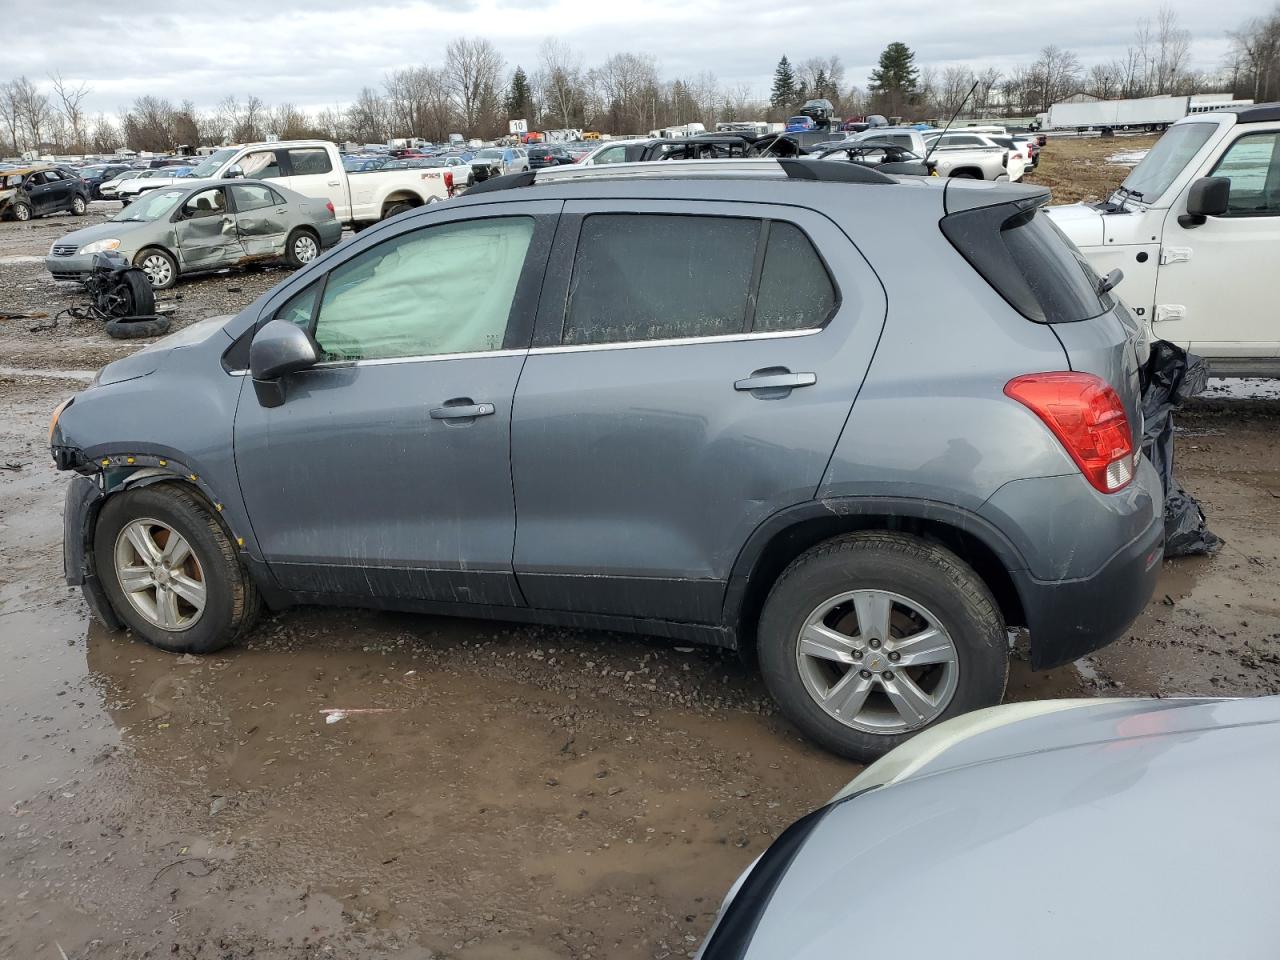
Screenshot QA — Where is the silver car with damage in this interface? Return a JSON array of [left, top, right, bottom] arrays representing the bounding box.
[[696, 695, 1280, 959], [46, 179, 342, 289]]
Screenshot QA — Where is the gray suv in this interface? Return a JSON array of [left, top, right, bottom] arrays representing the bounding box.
[[51, 159, 1164, 761]]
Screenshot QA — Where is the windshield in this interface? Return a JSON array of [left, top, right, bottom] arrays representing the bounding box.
[[1120, 122, 1216, 202], [187, 148, 239, 179], [112, 188, 185, 222]]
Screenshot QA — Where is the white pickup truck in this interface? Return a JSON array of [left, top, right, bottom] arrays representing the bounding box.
[[1048, 104, 1280, 376], [182, 140, 452, 229]]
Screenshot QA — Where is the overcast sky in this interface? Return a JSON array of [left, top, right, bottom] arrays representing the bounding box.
[[7, 0, 1256, 115]]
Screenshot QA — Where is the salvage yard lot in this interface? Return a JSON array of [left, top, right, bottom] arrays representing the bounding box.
[[2, 138, 1279, 959]]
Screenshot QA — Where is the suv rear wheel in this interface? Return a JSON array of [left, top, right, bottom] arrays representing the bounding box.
[[94, 484, 260, 654], [758, 532, 1008, 762]]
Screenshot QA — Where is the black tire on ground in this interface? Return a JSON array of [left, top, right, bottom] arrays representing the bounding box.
[[105, 315, 170, 339], [71, 194, 88, 215], [94, 483, 260, 654], [11, 200, 32, 221], [949, 170, 981, 179], [284, 227, 319, 269], [756, 532, 1009, 763], [133, 247, 178, 290], [382, 201, 413, 219]]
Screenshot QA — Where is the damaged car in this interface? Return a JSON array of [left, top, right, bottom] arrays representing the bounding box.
[[45, 179, 341, 289], [1, 166, 92, 221], [51, 160, 1162, 762]]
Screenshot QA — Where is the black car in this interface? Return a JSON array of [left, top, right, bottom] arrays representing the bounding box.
[[527, 145, 573, 168], [78, 163, 134, 200], [0, 166, 91, 221]]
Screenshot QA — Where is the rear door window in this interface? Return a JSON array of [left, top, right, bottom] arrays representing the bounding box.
[[561, 214, 835, 344], [562, 214, 758, 345], [230, 183, 281, 211], [288, 148, 332, 176]]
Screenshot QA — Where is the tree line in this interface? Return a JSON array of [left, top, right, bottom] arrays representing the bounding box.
[[1, 5, 1272, 157]]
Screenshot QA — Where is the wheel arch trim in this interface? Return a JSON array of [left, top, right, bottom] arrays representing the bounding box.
[[722, 496, 1032, 641]]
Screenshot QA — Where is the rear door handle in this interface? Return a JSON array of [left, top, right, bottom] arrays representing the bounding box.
[[430, 400, 495, 420], [327, 180, 342, 187], [734, 371, 817, 392]]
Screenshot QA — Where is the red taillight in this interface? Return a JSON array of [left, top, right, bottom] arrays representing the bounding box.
[[1005, 372, 1135, 493], [325, 201, 335, 215], [444, 171, 454, 191]]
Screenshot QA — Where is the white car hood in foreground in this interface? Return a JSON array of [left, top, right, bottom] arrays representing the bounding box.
[[1045, 201, 1106, 247]]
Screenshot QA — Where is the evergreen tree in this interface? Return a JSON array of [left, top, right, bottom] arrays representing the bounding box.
[[868, 42, 919, 115], [505, 66, 534, 122], [770, 56, 797, 112], [813, 68, 829, 101]]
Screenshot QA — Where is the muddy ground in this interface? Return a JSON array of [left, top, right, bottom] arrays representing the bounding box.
[[1034, 131, 1159, 204], [2, 185, 1279, 960]]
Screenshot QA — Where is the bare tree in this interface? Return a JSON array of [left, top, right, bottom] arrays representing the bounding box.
[[937, 65, 975, 117], [538, 38, 585, 128], [445, 36, 504, 134], [1087, 63, 1121, 100], [90, 113, 119, 153], [49, 72, 91, 152], [346, 87, 389, 144], [1228, 5, 1280, 101], [1032, 45, 1081, 111], [12, 77, 53, 150], [1154, 5, 1192, 94], [0, 81, 20, 154]]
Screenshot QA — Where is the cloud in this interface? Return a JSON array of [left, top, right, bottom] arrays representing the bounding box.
[[5, 0, 1253, 116]]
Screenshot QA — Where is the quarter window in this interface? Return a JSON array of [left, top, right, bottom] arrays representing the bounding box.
[[1210, 132, 1279, 216], [312, 217, 534, 361], [754, 222, 837, 332], [288, 148, 332, 176]]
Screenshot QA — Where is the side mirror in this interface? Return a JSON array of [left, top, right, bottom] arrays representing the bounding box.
[[249, 319, 320, 407], [224, 164, 245, 179], [1179, 176, 1230, 228]]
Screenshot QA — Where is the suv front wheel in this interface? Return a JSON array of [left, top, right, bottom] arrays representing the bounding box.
[[94, 483, 260, 653], [758, 532, 1009, 762]]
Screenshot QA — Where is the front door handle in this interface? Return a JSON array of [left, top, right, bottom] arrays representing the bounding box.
[[734, 369, 817, 398], [430, 400, 495, 420], [327, 180, 342, 187]]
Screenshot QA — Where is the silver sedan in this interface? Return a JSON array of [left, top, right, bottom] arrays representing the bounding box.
[[46, 179, 343, 289]]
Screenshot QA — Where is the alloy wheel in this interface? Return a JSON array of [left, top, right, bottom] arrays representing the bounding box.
[[795, 589, 959, 733], [113, 518, 207, 631]]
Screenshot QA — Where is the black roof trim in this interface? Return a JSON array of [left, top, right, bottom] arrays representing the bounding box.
[[1228, 102, 1280, 123]]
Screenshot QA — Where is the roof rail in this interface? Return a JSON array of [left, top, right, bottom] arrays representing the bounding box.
[[464, 158, 895, 195]]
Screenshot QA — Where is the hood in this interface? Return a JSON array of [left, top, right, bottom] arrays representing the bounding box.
[[96, 314, 236, 386], [742, 696, 1280, 960], [1044, 201, 1105, 247]]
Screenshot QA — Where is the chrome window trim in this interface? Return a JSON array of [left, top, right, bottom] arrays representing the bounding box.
[[226, 347, 527, 376], [313, 347, 528, 369], [527, 327, 821, 355]]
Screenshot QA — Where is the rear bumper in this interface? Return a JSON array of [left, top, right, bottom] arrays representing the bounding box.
[[1015, 497, 1164, 670], [318, 220, 343, 248]]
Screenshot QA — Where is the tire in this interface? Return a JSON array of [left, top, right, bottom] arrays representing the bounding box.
[[134, 247, 178, 290], [383, 201, 413, 219], [94, 483, 260, 654], [71, 194, 88, 216], [285, 227, 319, 268], [756, 532, 1009, 762], [106, 315, 170, 339], [12, 200, 32, 222]]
